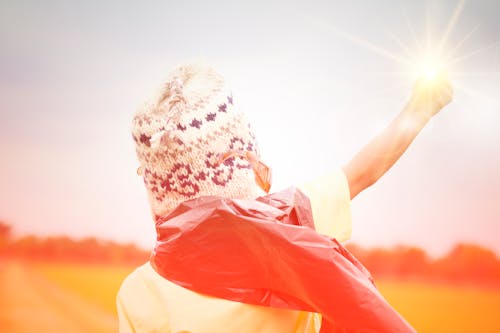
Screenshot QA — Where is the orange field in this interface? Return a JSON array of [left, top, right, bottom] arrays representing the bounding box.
[[1, 259, 499, 333]]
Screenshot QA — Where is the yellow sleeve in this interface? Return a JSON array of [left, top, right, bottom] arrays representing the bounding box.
[[298, 168, 352, 242], [117, 293, 136, 333], [116, 265, 171, 333]]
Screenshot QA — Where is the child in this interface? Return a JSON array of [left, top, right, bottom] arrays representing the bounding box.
[[117, 62, 452, 333]]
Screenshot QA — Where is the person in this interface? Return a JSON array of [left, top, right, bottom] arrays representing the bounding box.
[[117, 62, 452, 333]]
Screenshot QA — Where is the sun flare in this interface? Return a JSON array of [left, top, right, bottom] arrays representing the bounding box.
[[306, 0, 498, 105], [420, 61, 441, 80], [415, 55, 447, 82]]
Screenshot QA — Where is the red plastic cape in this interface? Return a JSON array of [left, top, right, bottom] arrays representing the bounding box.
[[151, 188, 416, 333]]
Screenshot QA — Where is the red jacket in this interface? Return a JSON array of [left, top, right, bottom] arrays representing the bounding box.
[[151, 188, 416, 333]]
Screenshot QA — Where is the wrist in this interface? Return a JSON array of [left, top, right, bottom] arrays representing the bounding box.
[[405, 97, 434, 124], [408, 84, 446, 118], [398, 99, 432, 133]]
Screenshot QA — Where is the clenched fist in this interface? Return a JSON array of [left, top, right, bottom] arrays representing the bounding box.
[[410, 73, 453, 120]]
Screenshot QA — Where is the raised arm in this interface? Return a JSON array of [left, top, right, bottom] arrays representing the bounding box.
[[343, 75, 453, 199]]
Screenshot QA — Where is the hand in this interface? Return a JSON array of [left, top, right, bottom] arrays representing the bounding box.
[[410, 73, 453, 120]]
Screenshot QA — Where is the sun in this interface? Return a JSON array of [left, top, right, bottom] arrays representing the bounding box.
[[417, 56, 445, 81], [306, 0, 499, 104], [419, 63, 442, 81]]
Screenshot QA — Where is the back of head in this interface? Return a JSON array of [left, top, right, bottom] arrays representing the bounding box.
[[132, 62, 263, 220]]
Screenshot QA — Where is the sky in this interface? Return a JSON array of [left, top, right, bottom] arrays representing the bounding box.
[[1, 0, 499, 257]]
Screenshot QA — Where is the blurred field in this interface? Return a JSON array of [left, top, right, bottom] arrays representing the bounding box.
[[377, 280, 500, 333], [35, 262, 135, 314], [0, 259, 124, 333], [1, 259, 500, 333]]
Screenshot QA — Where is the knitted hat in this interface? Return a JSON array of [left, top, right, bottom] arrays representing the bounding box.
[[132, 62, 264, 220]]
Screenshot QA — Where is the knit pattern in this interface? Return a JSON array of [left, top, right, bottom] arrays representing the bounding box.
[[132, 63, 263, 220]]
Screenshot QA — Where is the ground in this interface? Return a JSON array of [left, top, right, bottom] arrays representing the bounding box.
[[1, 259, 500, 333], [0, 260, 117, 333]]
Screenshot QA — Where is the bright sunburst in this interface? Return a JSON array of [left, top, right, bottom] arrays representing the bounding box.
[[416, 55, 445, 82], [308, 0, 498, 104]]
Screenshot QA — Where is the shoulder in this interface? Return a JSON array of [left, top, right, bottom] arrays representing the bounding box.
[[298, 168, 352, 241], [299, 168, 350, 198], [118, 262, 152, 297], [117, 262, 171, 332]]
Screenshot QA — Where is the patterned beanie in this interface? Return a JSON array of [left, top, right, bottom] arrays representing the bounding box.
[[132, 62, 264, 220]]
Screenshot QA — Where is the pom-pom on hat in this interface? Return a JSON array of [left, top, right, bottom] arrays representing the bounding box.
[[132, 62, 264, 220]]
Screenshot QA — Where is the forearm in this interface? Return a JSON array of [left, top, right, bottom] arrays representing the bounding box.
[[343, 98, 431, 199]]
